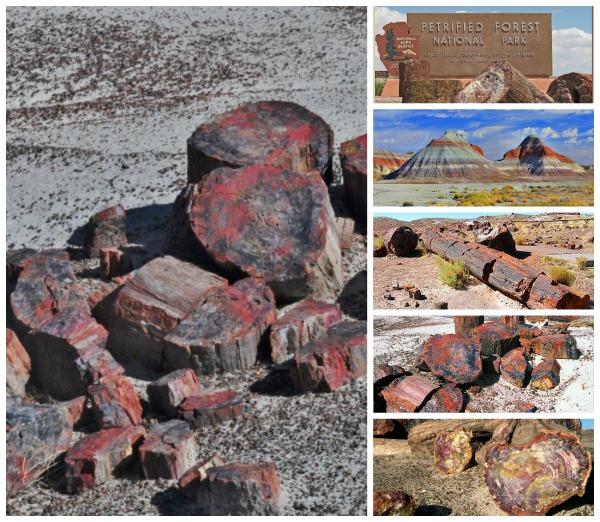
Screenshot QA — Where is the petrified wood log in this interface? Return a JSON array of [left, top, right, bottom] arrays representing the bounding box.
[[87, 376, 143, 428], [398, 59, 430, 96], [373, 490, 416, 516], [384, 226, 418, 257], [147, 369, 202, 418], [500, 348, 529, 388], [471, 322, 519, 356], [547, 73, 593, 103], [433, 429, 476, 474], [523, 334, 580, 359], [472, 221, 517, 255], [526, 274, 590, 309], [499, 315, 524, 329], [183, 165, 343, 301], [404, 79, 463, 103], [420, 384, 464, 413], [530, 358, 561, 391], [187, 101, 333, 184], [483, 432, 592, 515], [178, 453, 225, 500], [6, 328, 31, 397], [84, 205, 128, 258], [340, 134, 367, 225], [373, 420, 396, 437], [178, 390, 245, 428], [381, 375, 439, 413], [453, 316, 484, 337], [455, 61, 554, 103], [419, 334, 482, 384]]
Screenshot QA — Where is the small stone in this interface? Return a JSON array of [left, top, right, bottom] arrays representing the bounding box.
[[6, 328, 31, 397], [530, 358, 561, 391], [179, 390, 245, 427], [148, 369, 202, 418], [373, 490, 416, 516], [64, 426, 146, 493], [88, 376, 143, 428], [198, 462, 281, 515], [140, 420, 196, 480], [500, 348, 529, 388], [515, 401, 537, 413], [84, 205, 127, 258], [99, 247, 133, 279]]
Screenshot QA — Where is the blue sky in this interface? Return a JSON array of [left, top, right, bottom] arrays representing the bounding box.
[[582, 419, 593, 429], [374, 109, 594, 165]]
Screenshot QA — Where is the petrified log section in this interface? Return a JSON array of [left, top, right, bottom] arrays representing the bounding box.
[[398, 59, 430, 97], [381, 375, 438, 413], [547, 73, 593, 103], [420, 229, 590, 309], [6, 328, 31, 397], [455, 61, 554, 103], [403, 79, 462, 103], [472, 322, 519, 356], [84, 205, 127, 258], [88, 376, 143, 428], [523, 333, 580, 359], [183, 165, 343, 301], [340, 134, 367, 225], [147, 369, 202, 418], [530, 358, 561, 391], [187, 101, 333, 184], [453, 316, 484, 337], [433, 429, 475, 474], [483, 432, 592, 515], [418, 334, 482, 384], [420, 384, 464, 413], [472, 221, 517, 255], [499, 349, 529, 388], [500, 315, 524, 329], [178, 453, 225, 500], [373, 490, 416, 516], [178, 390, 245, 427], [384, 226, 418, 257]]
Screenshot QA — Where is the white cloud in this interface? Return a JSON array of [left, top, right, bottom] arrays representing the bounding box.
[[374, 7, 406, 71], [561, 128, 579, 144], [540, 127, 559, 139], [552, 28, 592, 76], [519, 127, 539, 137], [471, 125, 509, 139]]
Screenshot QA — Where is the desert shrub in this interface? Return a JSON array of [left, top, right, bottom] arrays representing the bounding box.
[[541, 255, 569, 267], [512, 233, 525, 245], [548, 266, 576, 286], [437, 258, 469, 290], [576, 256, 588, 270], [374, 237, 384, 250], [402, 201, 414, 207], [375, 79, 385, 97]]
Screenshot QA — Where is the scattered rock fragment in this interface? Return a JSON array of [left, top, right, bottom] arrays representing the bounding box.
[[381, 375, 439, 413], [514, 401, 537, 413], [500, 349, 529, 388], [340, 134, 367, 225], [140, 420, 196, 479], [373, 490, 416, 516], [84, 205, 127, 258], [179, 390, 245, 427], [530, 358, 561, 391], [178, 454, 225, 500], [147, 369, 202, 418], [88, 376, 143, 428], [418, 334, 482, 384], [6, 328, 31, 397]]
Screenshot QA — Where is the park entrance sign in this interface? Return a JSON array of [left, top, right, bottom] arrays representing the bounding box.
[[406, 13, 552, 78]]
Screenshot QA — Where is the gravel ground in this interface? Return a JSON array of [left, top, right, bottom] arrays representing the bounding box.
[[6, 6, 367, 516]]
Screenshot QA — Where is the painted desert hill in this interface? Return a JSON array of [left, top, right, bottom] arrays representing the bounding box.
[[374, 148, 412, 179]]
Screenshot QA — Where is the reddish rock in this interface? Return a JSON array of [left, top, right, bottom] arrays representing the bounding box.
[[418, 334, 482, 384], [381, 375, 439, 413], [340, 134, 367, 225], [198, 462, 281, 515], [64, 425, 146, 493], [7, 400, 74, 497], [499, 316, 525, 329], [187, 101, 333, 184], [547, 73, 593, 103], [526, 274, 590, 309], [181, 165, 343, 301], [179, 390, 245, 428], [517, 325, 543, 340], [84, 205, 127, 258], [140, 420, 196, 480], [373, 490, 417, 516], [453, 316, 484, 337], [104, 256, 227, 371], [515, 401, 537, 413], [6, 328, 31, 397], [373, 420, 396, 437], [434, 429, 474, 474], [62, 396, 89, 428], [163, 278, 276, 375], [384, 226, 418, 257], [269, 299, 342, 363], [88, 376, 143, 428], [530, 358, 561, 391], [290, 320, 367, 392], [500, 349, 529, 388], [526, 334, 580, 359], [178, 453, 225, 499], [99, 247, 133, 279], [374, 363, 405, 382], [420, 384, 465, 413], [87, 282, 116, 311], [148, 369, 202, 418], [472, 322, 519, 356]]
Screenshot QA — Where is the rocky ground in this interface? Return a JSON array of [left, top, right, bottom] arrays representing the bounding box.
[[6, 6, 367, 516], [373, 316, 594, 413]]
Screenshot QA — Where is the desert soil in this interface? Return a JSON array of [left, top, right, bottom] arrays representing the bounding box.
[[373, 316, 594, 414], [6, 6, 367, 516]]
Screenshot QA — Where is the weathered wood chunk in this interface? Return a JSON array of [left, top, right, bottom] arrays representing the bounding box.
[[472, 221, 517, 255], [381, 375, 439, 413], [547, 73, 593, 103], [373, 490, 416, 516], [290, 320, 367, 392], [453, 316, 484, 337], [340, 134, 367, 225], [530, 358, 561, 391], [140, 420, 196, 480], [147, 369, 202, 418], [526, 334, 580, 359], [488, 255, 543, 302], [373, 420, 396, 437], [88, 376, 143, 428], [103, 255, 227, 371], [185, 165, 343, 301], [178, 390, 245, 427], [500, 349, 529, 388], [472, 322, 519, 356], [84, 205, 127, 258], [163, 278, 276, 375], [483, 432, 592, 515], [384, 226, 418, 257], [419, 334, 482, 384], [64, 426, 146, 493], [197, 462, 281, 515], [526, 274, 590, 309], [433, 429, 474, 474], [178, 453, 225, 500], [269, 299, 342, 363], [187, 101, 333, 184], [6, 328, 31, 397], [420, 384, 464, 413]]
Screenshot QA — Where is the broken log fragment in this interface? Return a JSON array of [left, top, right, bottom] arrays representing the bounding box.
[[383, 226, 418, 257], [526, 274, 590, 309], [381, 375, 439, 413], [373, 490, 417, 516], [471, 322, 519, 356], [453, 316, 484, 337], [547, 73, 593, 103], [420, 384, 464, 413], [419, 334, 482, 384], [187, 101, 333, 184], [472, 221, 517, 255], [530, 358, 561, 391], [499, 348, 529, 388], [433, 429, 475, 474], [483, 431, 592, 515], [340, 134, 367, 225], [373, 420, 396, 437], [455, 61, 554, 103], [84, 205, 127, 258], [524, 334, 580, 359]]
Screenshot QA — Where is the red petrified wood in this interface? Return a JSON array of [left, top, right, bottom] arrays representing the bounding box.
[[530, 359, 561, 391], [163, 278, 276, 375], [420, 384, 465, 413], [453, 316, 484, 338], [290, 320, 367, 393], [178, 390, 245, 428], [340, 134, 367, 225], [373, 490, 416, 516], [87, 376, 143, 428], [187, 101, 333, 184], [64, 425, 146, 493], [178, 454, 225, 500], [523, 334, 580, 359], [471, 322, 519, 356], [6, 328, 31, 397], [434, 430, 475, 474], [269, 299, 342, 363], [147, 369, 202, 418], [381, 375, 439, 413], [197, 462, 281, 515], [99, 247, 133, 279], [373, 420, 396, 437], [140, 420, 196, 480], [499, 349, 529, 388], [84, 205, 127, 258], [418, 334, 482, 384]]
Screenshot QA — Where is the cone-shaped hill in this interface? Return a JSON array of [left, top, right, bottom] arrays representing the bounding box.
[[499, 135, 585, 176], [385, 130, 505, 180], [374, 148, 413, 178]]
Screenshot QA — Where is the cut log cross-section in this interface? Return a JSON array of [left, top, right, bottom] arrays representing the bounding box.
[[547, 73, 593, 103], [384, 226, 418, 257]]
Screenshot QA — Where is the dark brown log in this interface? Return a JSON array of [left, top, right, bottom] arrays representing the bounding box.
[[340, 134, 367, 226], [547, 73, 593, 103], [530, 358, 561, 391], [453, 316, 484, 337], [471, 322, 519, 356], [404, 79, 463, 103], [472, 221, 517, 255], [433, 429, 475, 474], [499, 348, 529, 388], [380, 375, 439, 413], [418, 334, 482, 384], [384, 226, 418, 257], [483, 431, 592, 515], [373, 490, 416, 516], [455, 61, 554, 103]]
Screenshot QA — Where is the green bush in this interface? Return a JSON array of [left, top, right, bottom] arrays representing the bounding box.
[[548, 266, 576, 286], [576, 256, 589, 270], [437, 259, 469, 290], [375, 79, 385, 97]]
